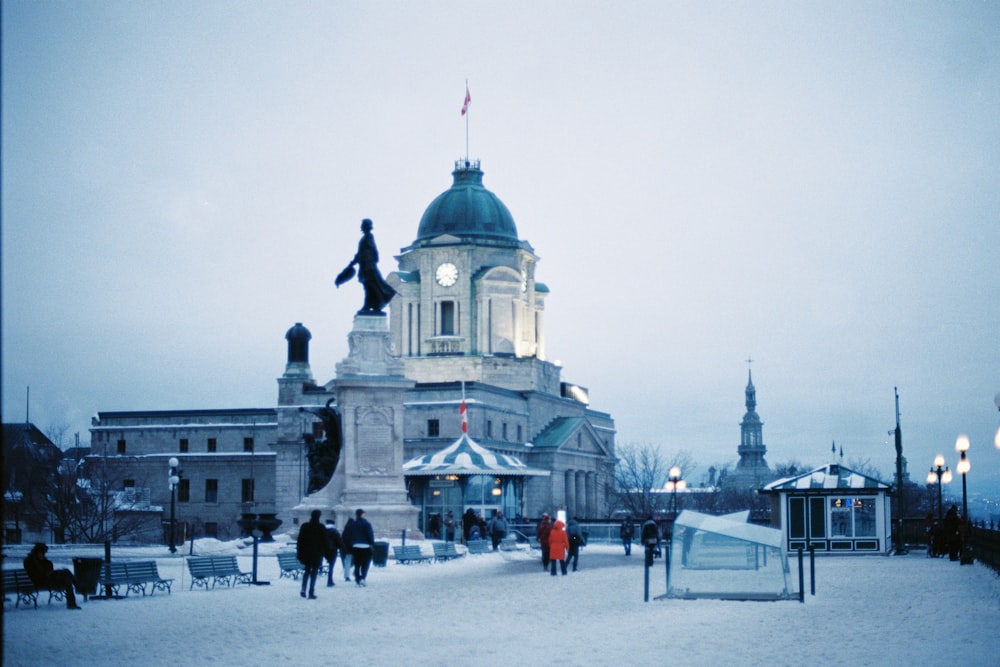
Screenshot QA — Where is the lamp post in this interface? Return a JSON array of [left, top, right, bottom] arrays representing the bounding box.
[[955, 435, 973, 565], [168, 457, 180, 554], [664, 466, 686, 518], [994, 392, 1000, 449], [926, 455, 952, 523]]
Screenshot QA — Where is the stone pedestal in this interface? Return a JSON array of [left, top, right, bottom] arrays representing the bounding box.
[[294, 315, 420, 538]]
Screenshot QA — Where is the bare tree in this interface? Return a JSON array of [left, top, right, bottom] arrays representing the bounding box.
[[612, 443, 695, 518]]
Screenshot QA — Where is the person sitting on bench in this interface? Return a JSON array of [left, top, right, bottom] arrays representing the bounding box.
[[24, 543, 81, 610]]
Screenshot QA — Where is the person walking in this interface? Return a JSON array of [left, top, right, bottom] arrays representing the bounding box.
[[296, 509, 327, 599], [620, 516, 635, 556], [444, 510, 457, 542], [349, 508, 375, 586], [23, 543, 81, 610], [488, 510, 508, 551], [536, 513, 553, 570], [341, 515, 356, 581], [566, 517, 586, 572], [548, 520, 569, 576], [324, 519, 342, 587]]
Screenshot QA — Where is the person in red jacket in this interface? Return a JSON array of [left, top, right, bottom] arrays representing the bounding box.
[[23, 543, 81, 610], [548, 520, 569, 576]]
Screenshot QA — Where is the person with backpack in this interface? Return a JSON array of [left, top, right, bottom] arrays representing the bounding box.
[[566, 517, 586, 572]]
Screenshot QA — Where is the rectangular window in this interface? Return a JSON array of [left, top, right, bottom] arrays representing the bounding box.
[[486, 420, 493, 438], [788, 497, 805, 539], [204, 522, 218, 539], [179, 438, 189, 453], [207, 438, 217, 453], [123, 479, 135, 489], [244, 437, 254, 452], [242, 479, 255, 503], [502, 423, 508, 440], [809, 497, 826, 539], [440, 301, 455, 335], [177, 479, 190, 503], [116, 439, 126, 455], [428, 419, 440, 437], [830, 497, 853, 537], [517, 425, 522, 441], [205, 479, 218, 503]]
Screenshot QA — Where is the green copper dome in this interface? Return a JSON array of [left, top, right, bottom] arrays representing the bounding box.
[[415, 160, 519, 245]]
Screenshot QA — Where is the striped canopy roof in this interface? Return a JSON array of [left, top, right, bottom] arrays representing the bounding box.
[[762, 464, 889, 492], [403, 434, 549, 477]]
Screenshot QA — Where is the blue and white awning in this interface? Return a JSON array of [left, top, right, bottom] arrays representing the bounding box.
[[403, 434, 549, 477]]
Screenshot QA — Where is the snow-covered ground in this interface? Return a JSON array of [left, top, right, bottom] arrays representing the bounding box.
[[3, 537, 998, 666]]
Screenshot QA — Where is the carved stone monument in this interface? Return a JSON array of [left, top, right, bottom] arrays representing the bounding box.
[[293, 314, 419, 537]]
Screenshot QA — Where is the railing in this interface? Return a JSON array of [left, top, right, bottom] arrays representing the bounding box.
[[968, 520, 1000, 574]]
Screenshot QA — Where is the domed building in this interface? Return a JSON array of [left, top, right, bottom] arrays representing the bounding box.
[[384, 160, 617, 527]]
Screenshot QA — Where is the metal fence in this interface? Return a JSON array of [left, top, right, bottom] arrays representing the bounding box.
[[968, 520, 1000, 574]]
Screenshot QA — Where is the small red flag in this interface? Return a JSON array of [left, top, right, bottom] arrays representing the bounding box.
[[460, 400, 468, 433], [461, 87, 471, 116]]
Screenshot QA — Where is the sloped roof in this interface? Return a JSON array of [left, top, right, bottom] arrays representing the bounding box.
[[675, 510, 783, 548], [761, 464, 889, 492], [403, 433, 549, 477], [531, 416, 585, 449]]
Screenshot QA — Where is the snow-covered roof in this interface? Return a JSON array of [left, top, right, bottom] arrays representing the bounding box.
[[761, 463, 889, 492], [403, 433, 550, 477]]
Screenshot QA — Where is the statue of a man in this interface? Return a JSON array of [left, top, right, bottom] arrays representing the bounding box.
[[336, 218, 397, 315]]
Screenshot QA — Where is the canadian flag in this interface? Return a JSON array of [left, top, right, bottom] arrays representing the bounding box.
[[461, 87, 471, 116], [460, 399, 468, 433]]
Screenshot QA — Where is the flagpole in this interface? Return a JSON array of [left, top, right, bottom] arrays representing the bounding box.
[[464, 79, 470, 160]]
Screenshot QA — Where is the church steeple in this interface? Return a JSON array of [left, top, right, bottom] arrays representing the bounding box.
[[736, 361, 768, 472]]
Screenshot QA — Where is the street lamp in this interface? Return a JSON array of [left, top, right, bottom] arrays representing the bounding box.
[[168, 457, 180, 554], [955, 435, 973, 565], [926, 455, 952, 523], [994, 392, 1000, 449], [664, 466, 686, 517]]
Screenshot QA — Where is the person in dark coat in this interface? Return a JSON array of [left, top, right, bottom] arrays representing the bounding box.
[[23, 543, 81, 610], [323, 519, 342, 587], [620, 516, 635, 556], [566, 517, 586, 572], [536, 514, 553, 570], [462, 509, 477, 542], [296, 509, 327, 599], [348, 508, 375, 586], [943, 505, 962, 562], [488, 510, 508, 551]]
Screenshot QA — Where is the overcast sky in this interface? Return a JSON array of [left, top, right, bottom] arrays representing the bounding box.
[[3, 2, 999, 499]]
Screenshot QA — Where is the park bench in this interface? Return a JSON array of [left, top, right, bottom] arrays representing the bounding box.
[[466, 540, 490, 555], [99, 561, 173, 597], [2, 569, 64, 609], [392, 545, 431, 564], [432, 542, 464, 562], [275, 552, 329, 580], [187, 555, 252, 590]]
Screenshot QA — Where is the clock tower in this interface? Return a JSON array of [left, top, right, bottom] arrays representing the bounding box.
[[388, 160, 547, 380]]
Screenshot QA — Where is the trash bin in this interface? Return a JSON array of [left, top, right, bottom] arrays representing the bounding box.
[[73, 558, 103, 599], [372, 541, 389, 567]]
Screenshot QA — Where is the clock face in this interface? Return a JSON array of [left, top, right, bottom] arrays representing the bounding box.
[[435, 262, 458, 287]]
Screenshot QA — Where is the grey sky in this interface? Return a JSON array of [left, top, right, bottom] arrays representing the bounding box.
[[3, 2, 999, 499]]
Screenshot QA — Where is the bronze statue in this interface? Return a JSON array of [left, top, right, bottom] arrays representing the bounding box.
[[335, 218, 396, 315], [299, 399, 342, 494]]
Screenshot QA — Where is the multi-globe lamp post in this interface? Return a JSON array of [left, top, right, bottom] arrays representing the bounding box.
[[168, 457, 180, 554], [926, 455, 952, 523], [955, 434, 973, 565]]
